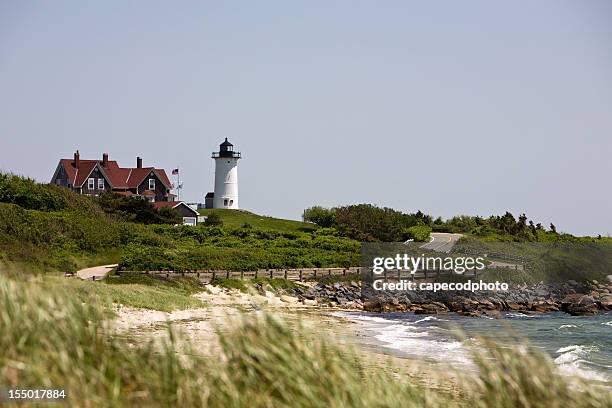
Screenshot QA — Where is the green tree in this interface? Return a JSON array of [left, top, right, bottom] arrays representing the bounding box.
[[302, 206, 336, 228]]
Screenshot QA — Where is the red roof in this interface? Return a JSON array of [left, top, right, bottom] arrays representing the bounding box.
[[57, 157, 172, 190]]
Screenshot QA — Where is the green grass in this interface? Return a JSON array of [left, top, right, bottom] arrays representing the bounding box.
[[1, 275, 609, 407], [211, 277, 249, 292], [250, 277, 307, 291], [199, 208, 317, 233], [43, 274, 205, 312]]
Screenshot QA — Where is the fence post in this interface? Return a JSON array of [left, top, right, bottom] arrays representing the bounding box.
[[226, 271, 230, 279], [284, 270, 288, 280], [255, 270, 258, 279], [240, 271, 244, 280], [314, 269, 317, 278], [299, 270, 303, 281], [212, 271, 216, 281], [328, 269, 331, 276]]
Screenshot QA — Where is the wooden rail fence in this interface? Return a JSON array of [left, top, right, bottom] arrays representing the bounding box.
[[114, 267, 487, 283]]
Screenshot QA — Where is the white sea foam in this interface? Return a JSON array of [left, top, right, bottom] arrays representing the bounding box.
[[554, 345, 609, 382], [558, 324, 577, 329], [370, 322, 473, 368], [506, 313, 536, 318], [331, 312, 392, 324], [601, 321, 612, 327], [414, 316, 440, 324]]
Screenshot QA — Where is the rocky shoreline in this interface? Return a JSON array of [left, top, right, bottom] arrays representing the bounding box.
[[277, 279, 612, 317]]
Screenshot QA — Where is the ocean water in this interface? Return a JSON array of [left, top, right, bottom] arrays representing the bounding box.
[[335, 311, 611, 383]]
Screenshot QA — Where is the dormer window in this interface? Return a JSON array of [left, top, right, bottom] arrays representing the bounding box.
[[98, 179, 104, 190], [148, 179, 155, 190], [88, 178, 94, 190]]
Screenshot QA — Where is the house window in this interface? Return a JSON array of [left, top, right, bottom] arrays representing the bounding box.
[[223, 199, 228, 206], [88, 178, 94, 190], [148, 179, 155, 190], [98, 179, 104, 190], [229, 199, 233, 206]]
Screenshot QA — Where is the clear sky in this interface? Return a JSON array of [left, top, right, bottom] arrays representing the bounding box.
[[1, 1, 611, 236]]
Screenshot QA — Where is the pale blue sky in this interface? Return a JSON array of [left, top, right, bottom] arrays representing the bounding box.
[[1, 1, 611, 236]]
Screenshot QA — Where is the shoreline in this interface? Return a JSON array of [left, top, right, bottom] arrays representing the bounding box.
[[111, 283, 611, 388]]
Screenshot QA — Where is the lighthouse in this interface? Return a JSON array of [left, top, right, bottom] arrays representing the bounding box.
[[210, 138, 241, 209]]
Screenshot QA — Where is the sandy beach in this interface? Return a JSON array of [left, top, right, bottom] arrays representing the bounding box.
[[111, 284, 466, 395]]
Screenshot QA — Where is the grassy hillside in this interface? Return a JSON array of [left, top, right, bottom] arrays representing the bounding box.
[[0, 174, 359, 273], [199, 208, 317, 233]]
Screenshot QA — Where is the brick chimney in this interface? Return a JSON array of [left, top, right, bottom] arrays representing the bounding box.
[[102, 153, 108, 167], [136, 157, 142, 169], [74, 150, 80, 169]]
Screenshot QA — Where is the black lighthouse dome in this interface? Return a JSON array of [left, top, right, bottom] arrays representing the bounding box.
[[212, 138, 241, 158]]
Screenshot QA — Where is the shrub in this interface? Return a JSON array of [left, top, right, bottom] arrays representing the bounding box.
[[205, 212, 223, 226], [403, 225, 432, 242], [303, 206, 336, 227]]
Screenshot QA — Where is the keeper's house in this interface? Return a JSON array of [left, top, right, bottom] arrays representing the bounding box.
[[51, 150, 174, 202]]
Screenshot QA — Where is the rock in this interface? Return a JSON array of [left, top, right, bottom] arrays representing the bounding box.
[[414, 302, 448, 315], [598, 295, 612, 311], [363, 299, 383, 312], [280, 295, 299, 303], [482, 309, 501, 319], [606, 275, 612, 284], [303, 299, 317, 306], [478, 299, 496, 310], [531, 301, 559, 313], [506, 302, 523, 311], [567, 303, 598, 316], [457, 310, 481, 317], [335, 296, 348, 305]]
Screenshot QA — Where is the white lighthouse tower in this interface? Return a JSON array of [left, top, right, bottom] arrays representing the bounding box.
[[211, 138, 241, 209]]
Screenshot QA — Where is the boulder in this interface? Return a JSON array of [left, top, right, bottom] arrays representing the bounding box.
[[280, 295, 299, 303], [413, 302, 448, 315], [598, 295, 612, 311], [482, 309, 501, 319], [302, 299, 317, 306], [505, 302, 523, 311]]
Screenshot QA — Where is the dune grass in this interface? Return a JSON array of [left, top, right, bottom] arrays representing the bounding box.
[[1, 275, 610, 408], [43, 274, 205, 312]]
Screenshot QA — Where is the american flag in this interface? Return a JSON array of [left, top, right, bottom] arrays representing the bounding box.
[[172, 168, 179, 175]]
